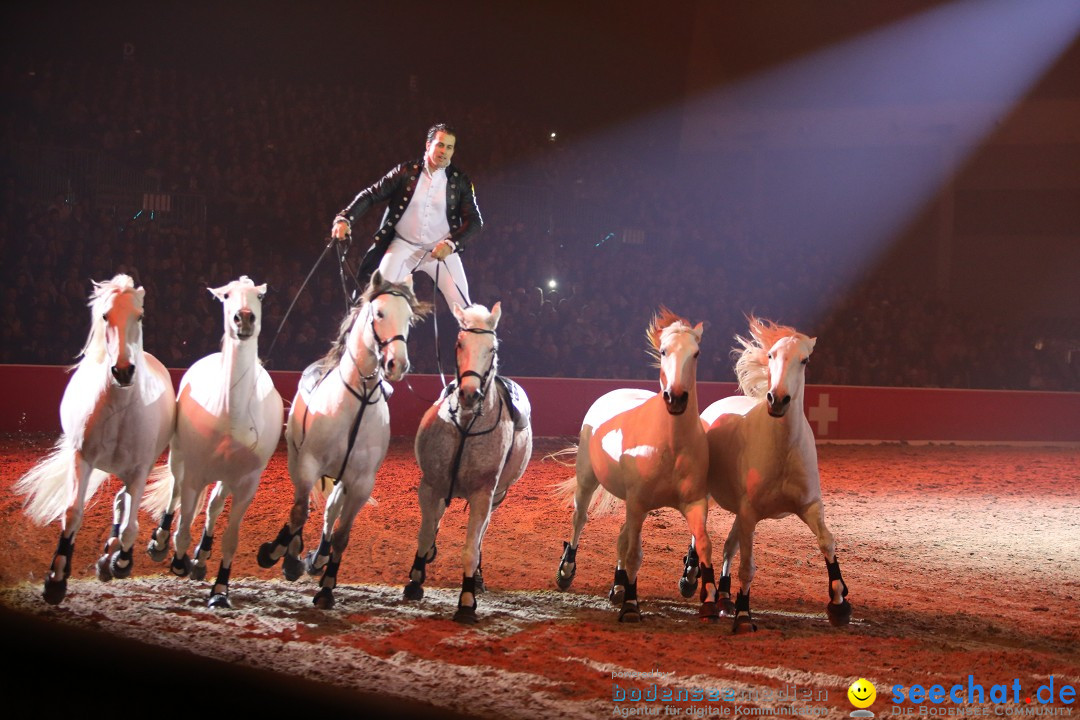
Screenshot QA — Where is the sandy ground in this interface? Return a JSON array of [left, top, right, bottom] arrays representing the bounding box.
[[1, 434, 1077, 719]]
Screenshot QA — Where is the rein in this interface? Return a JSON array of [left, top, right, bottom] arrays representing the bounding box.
[[443, 327, 501, 506]]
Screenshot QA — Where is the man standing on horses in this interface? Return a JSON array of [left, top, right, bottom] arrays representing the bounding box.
[[331, 123, 482, 309]]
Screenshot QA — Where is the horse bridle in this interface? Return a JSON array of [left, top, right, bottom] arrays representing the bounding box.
[[455, 327, 498, 401]]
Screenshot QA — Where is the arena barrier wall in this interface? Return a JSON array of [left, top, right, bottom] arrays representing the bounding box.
[[1, 365, 1077, 444]]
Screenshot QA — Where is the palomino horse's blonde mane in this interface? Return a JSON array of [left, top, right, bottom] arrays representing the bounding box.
[[733, 316, 814, 400], [646, 306, 696, 364], [78, 274, 138, 366]]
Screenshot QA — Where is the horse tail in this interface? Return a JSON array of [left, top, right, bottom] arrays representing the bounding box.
[[553, 474, 623, 517], [311, 476, 379, 508], [142, 464, 175, 521], [15, 439, 110, 526]]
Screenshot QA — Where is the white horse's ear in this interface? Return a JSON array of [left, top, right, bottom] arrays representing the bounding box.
[[808, 336, 817, 353], [692, 321, 704, 340], [255, 283, 268, 296], [490, 301, 502, 329], [402, 274, 414, 292], [371, 270, 383, 289], [209, 284, 228, 302], [136, 286, 146, 302], [452, 303, 466, 324]]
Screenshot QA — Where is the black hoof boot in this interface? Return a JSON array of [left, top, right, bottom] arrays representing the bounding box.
[[208, 592, 231, 609], [190, 563, 207, 582], [825, 558, 851, 626], [256, 524, 296, 569], [403, 581, 425, 601], [453, 575, 479, 624], [679, 542, 700, 598], [617, 580, 640, 623], [190, 533, 212, 581], [207, 566, 232, 609], [42, 577, 68, 605], [305, 536, 331, 576], [147, 513, 173, 562], [313, 586, 335, 609], [170, 554, 192, 578], [608, 568, 629, 606], [732, 590, 757, 634], [281, 553, 304, 582], [717, 576, 736, 617], [109, 547, 134, 579], [698, 566, 719, 623], [555, 541, 577, 590]]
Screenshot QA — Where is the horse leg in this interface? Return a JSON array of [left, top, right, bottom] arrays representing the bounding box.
[[148, 453, 182, 562], [306, 481, 345, 576], [96, 486, 128, 581], [103, 472, 148, 581], [473, 486, 507, 594], [43, 452, 93, 605], [614, 504, 647, 623], [453, 491, 494, 624], [556, 457, 600, 591], [679, 535, 699, 598], [404, 480, 447, 601], [732, 514, 758, 633], [168, 478, 203, 578], [717, 519, 740, 617], [313, 491, 367, 610], [190, 481, 227, 582], [682, 500, 720, 622], [207, 478, 258, 609], [799, 500, 851, 626], [257, 475, 312, 581]]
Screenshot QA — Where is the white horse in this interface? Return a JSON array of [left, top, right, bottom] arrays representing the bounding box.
[[15, 274, 175, 605], [556, 308, 719, 622], [679, 317, 851, 632], [143, 277, 283, 608], [257, 271, 427, 609], [403, 302, 533, 624]]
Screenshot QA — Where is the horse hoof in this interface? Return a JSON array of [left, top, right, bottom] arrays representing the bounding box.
[[256, 541, 280, 569], [189, 563, 207, 582], [733, 615, 758, 634], [109, 550, 133, 580], [146, 538, 169, 563], [719, 597, 737, 617], [453, 604, 478, 625], [679, 574, 699, 599], [698, 601, 720, 623], [403, 581, 425, 601], [827, 599, 852, 627], [313, 587, 335, 610], [618, 602, 641, 623], [96, 553, 114, 582], [608, 585, 625, 606], [170, 554, 192, 578], [282, 554, 304, 582], [304, 550, 326, 576], [42, 578, 68, 605], [555, 571, 575, 591], [208, 593, 231, 609]]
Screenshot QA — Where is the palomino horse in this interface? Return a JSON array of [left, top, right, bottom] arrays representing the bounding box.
[[144, 277, 283, 608], [555, 308, 719, 622], [403, 302, 532, 624], [679, 317, 851, 632], [16, 274, 175, 604], [257, 271, 427, 608]]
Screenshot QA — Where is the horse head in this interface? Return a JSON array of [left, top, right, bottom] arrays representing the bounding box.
[[363, 271, 426, 382], [648, 308, 703, 416], [452, 301, 501, 410], [735, 317, 816, 418], [210, 276, 266, 342], [87, 274, 145, 387]]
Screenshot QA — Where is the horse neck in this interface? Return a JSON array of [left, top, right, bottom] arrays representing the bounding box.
[[340, 309, 379, 387], [218, 332, 258, 413]]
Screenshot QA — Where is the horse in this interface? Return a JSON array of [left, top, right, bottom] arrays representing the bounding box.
[[402, 302, 532, 624], [678, 317, 852, 632], [15, 274, 176, 605], [143, 277, 283, 608], [555, 308, 719, 622], [256, 271, 428, 608]]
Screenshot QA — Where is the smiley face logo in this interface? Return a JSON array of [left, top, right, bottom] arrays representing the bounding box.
[[848, 678, 877, 709]]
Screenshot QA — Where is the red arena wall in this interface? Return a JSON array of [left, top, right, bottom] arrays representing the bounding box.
[[1, 365, 1077, 444]]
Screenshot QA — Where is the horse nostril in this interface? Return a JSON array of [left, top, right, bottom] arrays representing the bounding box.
[[767, 392, 775, 405], [782, 396, 791, 406]]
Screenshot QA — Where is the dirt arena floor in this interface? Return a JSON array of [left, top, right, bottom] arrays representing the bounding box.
[[1, 434, 1077, 719]]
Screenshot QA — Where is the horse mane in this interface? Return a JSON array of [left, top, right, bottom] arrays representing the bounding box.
[[78, 274, 137, 366], [645, 306, 694, 364], [315, 275, 430, 373], [733, 316, 813, 399]]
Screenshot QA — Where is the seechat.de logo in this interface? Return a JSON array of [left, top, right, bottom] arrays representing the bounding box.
[[891, 677, 1075, 707]]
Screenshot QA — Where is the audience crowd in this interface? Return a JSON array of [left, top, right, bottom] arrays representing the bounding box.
[[2, 58, 1076, 391]]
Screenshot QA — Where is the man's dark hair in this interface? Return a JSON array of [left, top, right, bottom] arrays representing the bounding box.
[[426, 123, 457, 144]]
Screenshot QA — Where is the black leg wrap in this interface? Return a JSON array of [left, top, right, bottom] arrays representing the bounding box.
[[323, 559, 340, 580], [160, 512, 174, 533], [825, 558, 852, 626], [111, 522, 121, 539], [683, 543, 699, 568], [316, 536, 332, 557], [453, 575, 479, 624], [610, 567, 630, 604], [700, 566, 715, 586], [735, 591, 751, 611], [215, 565, 231, 587], [561, 541, 577, 564], [410, 553, 428, 582], [461, 574, 476, 596], [732, 590, 756, 633], [199, 532, 214, 553], [614, 568, 629, 586], [697, 566, 720, 621], [117, 545, 133, 563], [623, 581, 637, 602], [56, 534, 75, 560], [719, 575, 732, 594], [618, 581, 641, 623], [556, 541, 577, 590], [273, 523, 295, 546], [826, 558, 848, 596]]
